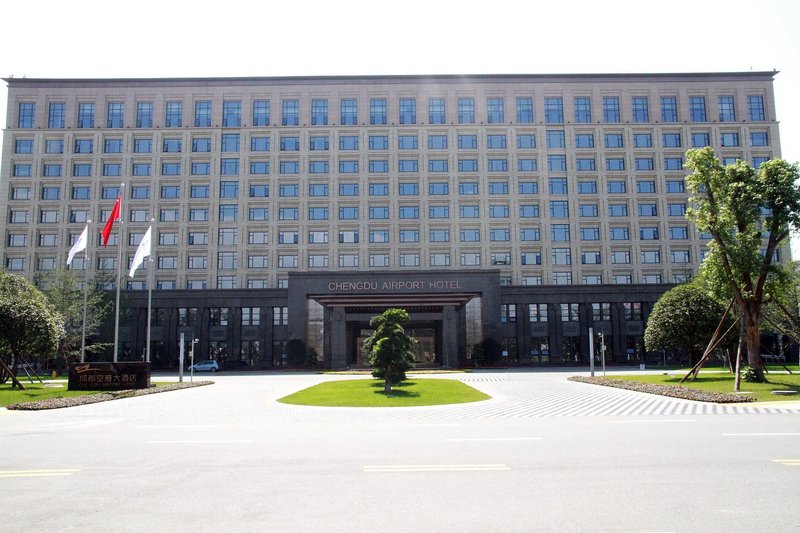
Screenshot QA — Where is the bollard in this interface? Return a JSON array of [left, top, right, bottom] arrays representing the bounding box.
[[52, 370, 57, 380]]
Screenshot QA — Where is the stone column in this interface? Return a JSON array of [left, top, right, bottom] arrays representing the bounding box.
[[442, 305, 458, 368], [330, 307, 347, 369]]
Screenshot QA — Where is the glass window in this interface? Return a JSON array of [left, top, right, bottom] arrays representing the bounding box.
[[604, 133, 623, 148], [750, 131, 769, 146], [575, 133, 594, 148], [544, 97, 563, 123], [428, 134, 448, 150], [340, 98, 358, 125], [632, 97, 649, 122], [370, 98, 387, 125], [398, 135, 418, 149], [165, 101, 183, 127], [487, 134, 507, 149], [606, 158, 625, 171], [428, 98, 445, 124], [282, 99, 299, 126], [551, 224, 570, 241], [106, 102, 124, 128], [721, 132, 739, 147], [662, 133, 681, 148], [516, 97, 534, 123], [194, 101, 211, 127], [576, 158, 596, 171], [574, 97, 591, 123], [689, 97, 706, 122], [46, 139, 64, 153], [718, 96, 736, 122], [458, 98, 475, 124], [603, 97, 620, 123], [660, 96, 678, 122], [399, 98, 416, 124], [104, 138, 123, 153], [253, 99, 270, 126], [633, 133, 652, 148], [136, 102, 153, 128], [311, 99, 328, 125], [77, 102, 96, 128], [748, 95, 765, 121], [517, 134, 536, 149], [550, 200, 569, 218], [487, 98, 504, 123], [458, 134, 477, 149], [48, 102, 65, 128]]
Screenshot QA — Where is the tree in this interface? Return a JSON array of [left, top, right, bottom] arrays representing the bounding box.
[[0, 271, 65, 387], [38, 269, 112, 367], [363, 308, 416, 392], [644, 283, 730, 365], [685, 148, 800, 382]]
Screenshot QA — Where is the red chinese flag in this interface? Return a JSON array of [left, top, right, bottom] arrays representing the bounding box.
[[101, 195, 121, 247]]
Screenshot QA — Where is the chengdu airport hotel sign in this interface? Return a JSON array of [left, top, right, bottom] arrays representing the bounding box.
[[327, 279, 464, 292]]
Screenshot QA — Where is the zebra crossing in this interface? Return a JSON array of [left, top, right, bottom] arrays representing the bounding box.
[[268, 371, 800, 421]]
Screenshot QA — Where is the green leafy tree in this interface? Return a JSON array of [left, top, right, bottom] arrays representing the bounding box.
[[364, 308, 416, 392], [38, 269, 112, 366], [685, 148, 800, 382], [0, 271, 65, 386], [644, 283, 730, 365]]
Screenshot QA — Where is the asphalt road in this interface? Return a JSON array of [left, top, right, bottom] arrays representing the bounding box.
[[1, 371, 798, 532]]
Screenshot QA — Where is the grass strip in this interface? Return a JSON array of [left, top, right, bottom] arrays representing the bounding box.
[[278, 378, 490, 407]]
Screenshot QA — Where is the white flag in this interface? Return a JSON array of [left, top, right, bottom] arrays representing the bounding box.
[[67, 224, 89, 266], [128, 225, 152, 278]]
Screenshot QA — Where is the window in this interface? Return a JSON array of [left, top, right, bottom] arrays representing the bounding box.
[[461, 253, 481, 266], [490, 228, 510, 241], [73, 164, 92, 177], [339, 183, 359, 196], [370, 206, 389, 219], [551, 224, 570, 241], [546, 129, 565, 149], [519, 205, 540, 218], [194, 101, 211, 127], [399, 206, 419, 219], [576, 158, 596, 171], [460, 205, 480, 218], [163, 138, 182, 152], [429, 182, 449, 195], [641, 250, 661, 264], [487, 134, 506, 149], [547, 155, 566, 172], [718, 96, 736, 122], [606, 158, 625, 171], [490, 204, 509, 218], [458, 159, 478, 172], [253, 99, 270, 126], [460, 228, 480, 242], [131, 186, 150, 199], [220, 158, 239, 175], [490, 181, 509, 195], [544, 97, 563, 123], [487, 98, 504, 123], [633, 133, 652, 148], [339, 206, 359, 220], [340, 98, 358, 125], [399, 229, 419, 242], [578, 181, 597, 194], [721, 132, 740, 147], [580, 227, 600, 240], [582, 251, 601, 265], [458, 134, 477, 149], [579, 204, 598, 217], [370, 98, 387, 125], [278, 255, 298, 268], [574, 97, 591, 123], [398, 135, 418, 150], [636, 180, 656, 194], [605, 133, 623, 148], [552, 248, 571, 265], [340, 254, 360, 267], [640, 227, 660, 240], [671, 250, 690, 263], [603, 97, 620, 123], [549, 177, 568, 195], [46, 139, 64, 153], [398, 160, 418, 172], [575, 133, 594, 148], [13, 187, 32, 200], [751, 132, 769, 146], [136, 102, 153, 128], [520, 228, 541, 241], [310, 161, 329, 173], [429, 159, 448, 172], [310, 183, 330, 197], [519, 181, 538, 195], [369, 230, 389, 243], [631, 97, 650, 122], [251, 136, 271, 152], [282, 99, 299, 126], [550, 201, 569, 218], [611, 250, 631, 264], [104, 138, 123, 153], [608, 180, 627, 194], [517, 134, 536, 149], [666, 180, 685, 194], [14, 139, 33, 154], [371, 254, 390, 268], [311, 99, 328, 125], [635, 158, 654, 171], [748, 95, 765, 121], [458, 98, 475, 124], [48, 102, 65, 128], [663, 133, 681, 148], [368, 135, 388, 151], [661, 96, 678, 122], [500, 304, 517, 323], [428, 98, 445, 124], [309, 206, 329, 220], [165, 101, 183, 127], [689, 97, 706, 122], [74, 139, 93, 153], [664, 157, 683, 171], [190, 162, 208, 176], [76, 102, 96, 128], [161, 162, 181, 176], [460, 182, 479, 195], [218, 204, 238, 222], [667, 203, 686, 217], [280, 161, 299, 174], [217, 251, 238, 270], [691, 132, 710, 147], [399, 98, 416, 124], [610, 227, 629, 240], [520, 251, 541, 265], [14, 164, 33, 177], [430, 229, 450, 242], [339, 160, 358, 173], [308, 254, 329, 268]]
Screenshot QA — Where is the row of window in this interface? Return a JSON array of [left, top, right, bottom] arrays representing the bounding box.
[[507, 302, 644, 323], [9, 177, 693, 202], [11, 130, 771, 156], [11, 152, 774, 179], [16, 94, 767, 129]]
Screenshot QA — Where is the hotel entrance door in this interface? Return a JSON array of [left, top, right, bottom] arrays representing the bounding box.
[[356, 327, 438, 366]]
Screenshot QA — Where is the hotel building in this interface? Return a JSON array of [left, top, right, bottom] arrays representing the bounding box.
[[0, 72, 784, 368]]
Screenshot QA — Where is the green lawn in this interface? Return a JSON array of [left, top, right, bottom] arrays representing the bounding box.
[[0, 381, 172, 408], [278, 378, 491, 407], [610, 372, 800, 402]]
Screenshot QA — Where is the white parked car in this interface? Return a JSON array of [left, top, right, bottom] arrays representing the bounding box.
[[188, 360, 220, 372]]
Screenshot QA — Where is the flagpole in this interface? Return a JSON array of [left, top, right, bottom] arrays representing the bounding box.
[[80, 220, 91, 363], [113, 183, 125, 363], [146, 219, 154, 363]]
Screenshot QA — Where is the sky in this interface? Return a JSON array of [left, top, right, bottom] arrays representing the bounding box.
[[1, 0, 799, 245]]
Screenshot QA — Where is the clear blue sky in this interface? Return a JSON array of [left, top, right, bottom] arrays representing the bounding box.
[[2, 0, 799, 246]]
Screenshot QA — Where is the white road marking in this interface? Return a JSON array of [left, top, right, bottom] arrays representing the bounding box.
[[364, 464, 510, 472], [611, 419, 696, 424], [0, 469, 80, 478], [375, 424, 459, 428], [722, 432, 800, 436], [137, 425, 220, 429], [445, 437, 542, 442], [147, 440, 254, 444]]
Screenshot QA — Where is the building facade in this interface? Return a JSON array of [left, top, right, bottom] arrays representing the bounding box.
[[0, 73, 785, 368]]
